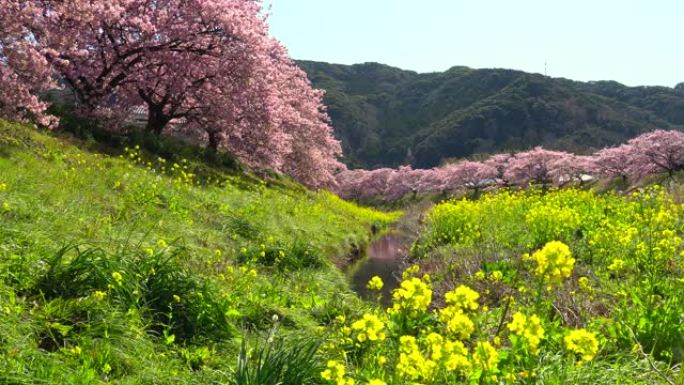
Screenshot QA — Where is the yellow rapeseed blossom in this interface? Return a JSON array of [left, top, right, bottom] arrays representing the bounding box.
[[474, 270, 486, 281], [351, 313, 386, 343], [607, 258, 625, 273], [402, 265, 421, 279], [390, 276, 432, 314], [444, 285, 479, 311], [69, 346, 82, 355], [367, 276, 384, 291], [507, 312, 545, 353], [157, 239, 168, 248], [564, 329, 599, 362], [425, 332, 446, 361], [473, 341, 499, 371], [426, 332, 471, 374], [111, 271, 123, 285], [438, 306, 475, 340], [530, 241, 575, 285], [321, 360, 354, 385], [92, 291, 107, 301], [396, 335, 436, 381], [367, 380, 386, 385], [578, 276, 590, 290], [489, 270, 503, 282], [444, 345, 470, 373]]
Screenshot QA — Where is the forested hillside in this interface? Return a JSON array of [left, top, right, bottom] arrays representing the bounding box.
[[299, 60, 684, 168]]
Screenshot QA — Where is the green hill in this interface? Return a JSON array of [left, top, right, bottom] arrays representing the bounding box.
[[0, 119, 397, 384], [298, 61, 684, 168]]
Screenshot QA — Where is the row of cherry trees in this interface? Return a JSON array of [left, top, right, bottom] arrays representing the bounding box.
[[0, 0, 342, 188], [335, 130, 684, 201]]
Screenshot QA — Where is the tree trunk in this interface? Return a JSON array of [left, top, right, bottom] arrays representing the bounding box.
[[208, 131, 220, 152], [145, 106, 170, 135]]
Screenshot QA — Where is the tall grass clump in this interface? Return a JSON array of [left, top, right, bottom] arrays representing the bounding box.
[[33, 244, 236, 343]]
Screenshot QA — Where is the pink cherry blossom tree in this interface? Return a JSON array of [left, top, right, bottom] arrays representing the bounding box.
[[1, 0, 342, 188], [503, 147, 573, 189], [385, 166, 425, 200], [26, 0, 272, 134], [0, 1, 56, 126], [439, 160, 497, 192], [335, 168, 394, 200], [484, 153, 513, 185], [592, 144, 641, 183], [333, 131, 684, 200], [549, 155, 597, 186], [627, 130, 684, 177]]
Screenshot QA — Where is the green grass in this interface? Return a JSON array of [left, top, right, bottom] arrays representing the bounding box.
[[5, 117, 680, 384], [401, 187, 684, 384], [0, 119, 399, 384]]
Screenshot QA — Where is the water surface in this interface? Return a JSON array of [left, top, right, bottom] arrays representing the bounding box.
[[349, 231, 411, 304]]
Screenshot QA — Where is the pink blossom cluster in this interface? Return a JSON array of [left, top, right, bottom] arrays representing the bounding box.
[[335, 129, 684, 201], [0, 0, 342, 188]]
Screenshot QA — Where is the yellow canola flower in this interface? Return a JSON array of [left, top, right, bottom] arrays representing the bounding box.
[[474, 270, 486, 281], [564, 329, 599, 362], [578, 276, 590, 290], [425, 332, 446, 361], [390, 276, 432, 314], [402, 265, 421, 279], [367, 380, 386, 385], [111, 271, 123, 285], [396, 335, 436, 381], [438, 306, 475, 340], [489, 270, 503, 282], [607, 258, 625, 273], [367, 276, 384, 291], [507, 312, 545, 353], [321, 360, 354, 385], [473, 341, 499, 371], [530, 241, 575, 285], [425, 332, 471, 374], [351, 313, 386, 343], [444, 339, 470, 371], [444, 285, 480, 311], [92, 291, 107, 301]]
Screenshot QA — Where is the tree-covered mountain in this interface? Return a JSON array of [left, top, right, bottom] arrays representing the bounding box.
[[298, 60, 684, 169]]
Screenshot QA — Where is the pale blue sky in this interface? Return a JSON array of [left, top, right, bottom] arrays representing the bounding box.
[[267, 0, 683, 87]]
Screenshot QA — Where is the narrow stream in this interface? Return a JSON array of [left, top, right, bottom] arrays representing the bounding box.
[[349, 231, 412, 304]]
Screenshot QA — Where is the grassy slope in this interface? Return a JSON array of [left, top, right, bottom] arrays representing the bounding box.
[[0, 119, 399, 384]]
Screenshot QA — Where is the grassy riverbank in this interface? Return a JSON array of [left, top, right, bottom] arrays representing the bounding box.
[[0, 119, 399, 384]]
